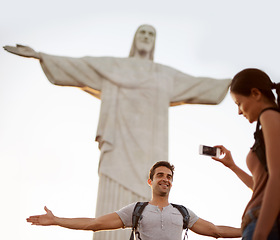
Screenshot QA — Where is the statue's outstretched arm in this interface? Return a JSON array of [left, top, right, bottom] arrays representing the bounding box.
[[3, 44, 41, 59]]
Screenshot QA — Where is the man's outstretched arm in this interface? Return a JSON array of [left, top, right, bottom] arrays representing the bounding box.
[[26, 206, 124, 231], [190, 218, 241, 238]]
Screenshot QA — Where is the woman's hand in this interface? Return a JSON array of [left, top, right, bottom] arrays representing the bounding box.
[[211, 145, 236, 169], [212, 145, 253, 189]]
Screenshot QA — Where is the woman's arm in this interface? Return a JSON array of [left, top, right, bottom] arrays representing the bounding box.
[[212, 145, 253, 189], [26, 206, 124, 231], [253, 110, 280, 240]]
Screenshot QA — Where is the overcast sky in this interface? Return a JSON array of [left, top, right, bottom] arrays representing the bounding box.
[[1, 0, 280, 239]]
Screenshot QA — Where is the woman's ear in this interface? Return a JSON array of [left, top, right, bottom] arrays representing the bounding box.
[[250, 88, 262, 99]]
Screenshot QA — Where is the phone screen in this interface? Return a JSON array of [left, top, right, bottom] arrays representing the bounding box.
[[202, 146, 217, 156]]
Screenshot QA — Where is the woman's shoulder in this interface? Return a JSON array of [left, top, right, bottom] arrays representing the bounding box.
[[260, 108, 280, 118], [260, 108, 280, 128]]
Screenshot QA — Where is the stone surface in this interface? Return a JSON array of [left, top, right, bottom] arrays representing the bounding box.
[[4, 24, 230, 240]]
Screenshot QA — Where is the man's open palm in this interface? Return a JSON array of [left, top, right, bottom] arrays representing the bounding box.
[[26, 206, 55, 226]]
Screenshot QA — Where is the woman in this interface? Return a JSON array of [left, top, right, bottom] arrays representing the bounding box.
[[212, 68, 280, 240]]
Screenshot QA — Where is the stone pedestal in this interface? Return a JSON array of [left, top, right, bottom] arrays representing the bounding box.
[[93, 174, 149, 240]]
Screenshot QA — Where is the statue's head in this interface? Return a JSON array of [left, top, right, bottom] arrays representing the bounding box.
[[129, 24, 156, 61]]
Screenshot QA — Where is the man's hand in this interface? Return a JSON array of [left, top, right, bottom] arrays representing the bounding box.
[[26, 206, 56, 226], [3, 44, 41, 59]]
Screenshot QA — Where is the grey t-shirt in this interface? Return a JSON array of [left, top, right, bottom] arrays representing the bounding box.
[[116, 203, 199, 240]]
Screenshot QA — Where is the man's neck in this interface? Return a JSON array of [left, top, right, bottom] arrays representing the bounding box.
[[149, 196, 169, 210]]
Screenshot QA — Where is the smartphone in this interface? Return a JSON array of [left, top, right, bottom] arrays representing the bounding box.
[[199, 145, 220, 157]]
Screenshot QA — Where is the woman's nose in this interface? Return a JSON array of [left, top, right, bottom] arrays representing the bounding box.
[[238, 108, 242, 115]]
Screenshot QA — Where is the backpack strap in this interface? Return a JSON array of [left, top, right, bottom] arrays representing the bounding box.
[[171, 203, 190, 240], [129, 202, 149, 240], [130, 202, 190, 240], [171, 203, 190, 229], [251, 107, 280, 172]]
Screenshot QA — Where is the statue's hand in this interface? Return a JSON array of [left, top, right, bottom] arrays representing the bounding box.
[[3, 44, 41, 59]]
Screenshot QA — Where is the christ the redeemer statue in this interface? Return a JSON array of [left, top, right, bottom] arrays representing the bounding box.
[[4, 24, 230, 240]]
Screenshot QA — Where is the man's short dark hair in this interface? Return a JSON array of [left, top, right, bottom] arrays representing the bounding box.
[[149, 161, 175, 180]]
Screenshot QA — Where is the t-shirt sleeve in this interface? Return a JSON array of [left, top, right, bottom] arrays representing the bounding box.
[[187, 208, 199, 228], [115, 202, 136, 228]]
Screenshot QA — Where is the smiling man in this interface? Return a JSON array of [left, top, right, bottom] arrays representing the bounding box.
[[27, 161, 241, 240]]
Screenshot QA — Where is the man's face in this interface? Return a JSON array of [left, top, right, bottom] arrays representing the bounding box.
[[135, 25, 155, 54], [148, 166, 173, 196]]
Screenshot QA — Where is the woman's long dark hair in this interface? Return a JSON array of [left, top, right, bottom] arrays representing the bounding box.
[[230, 68, 280, 107]]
